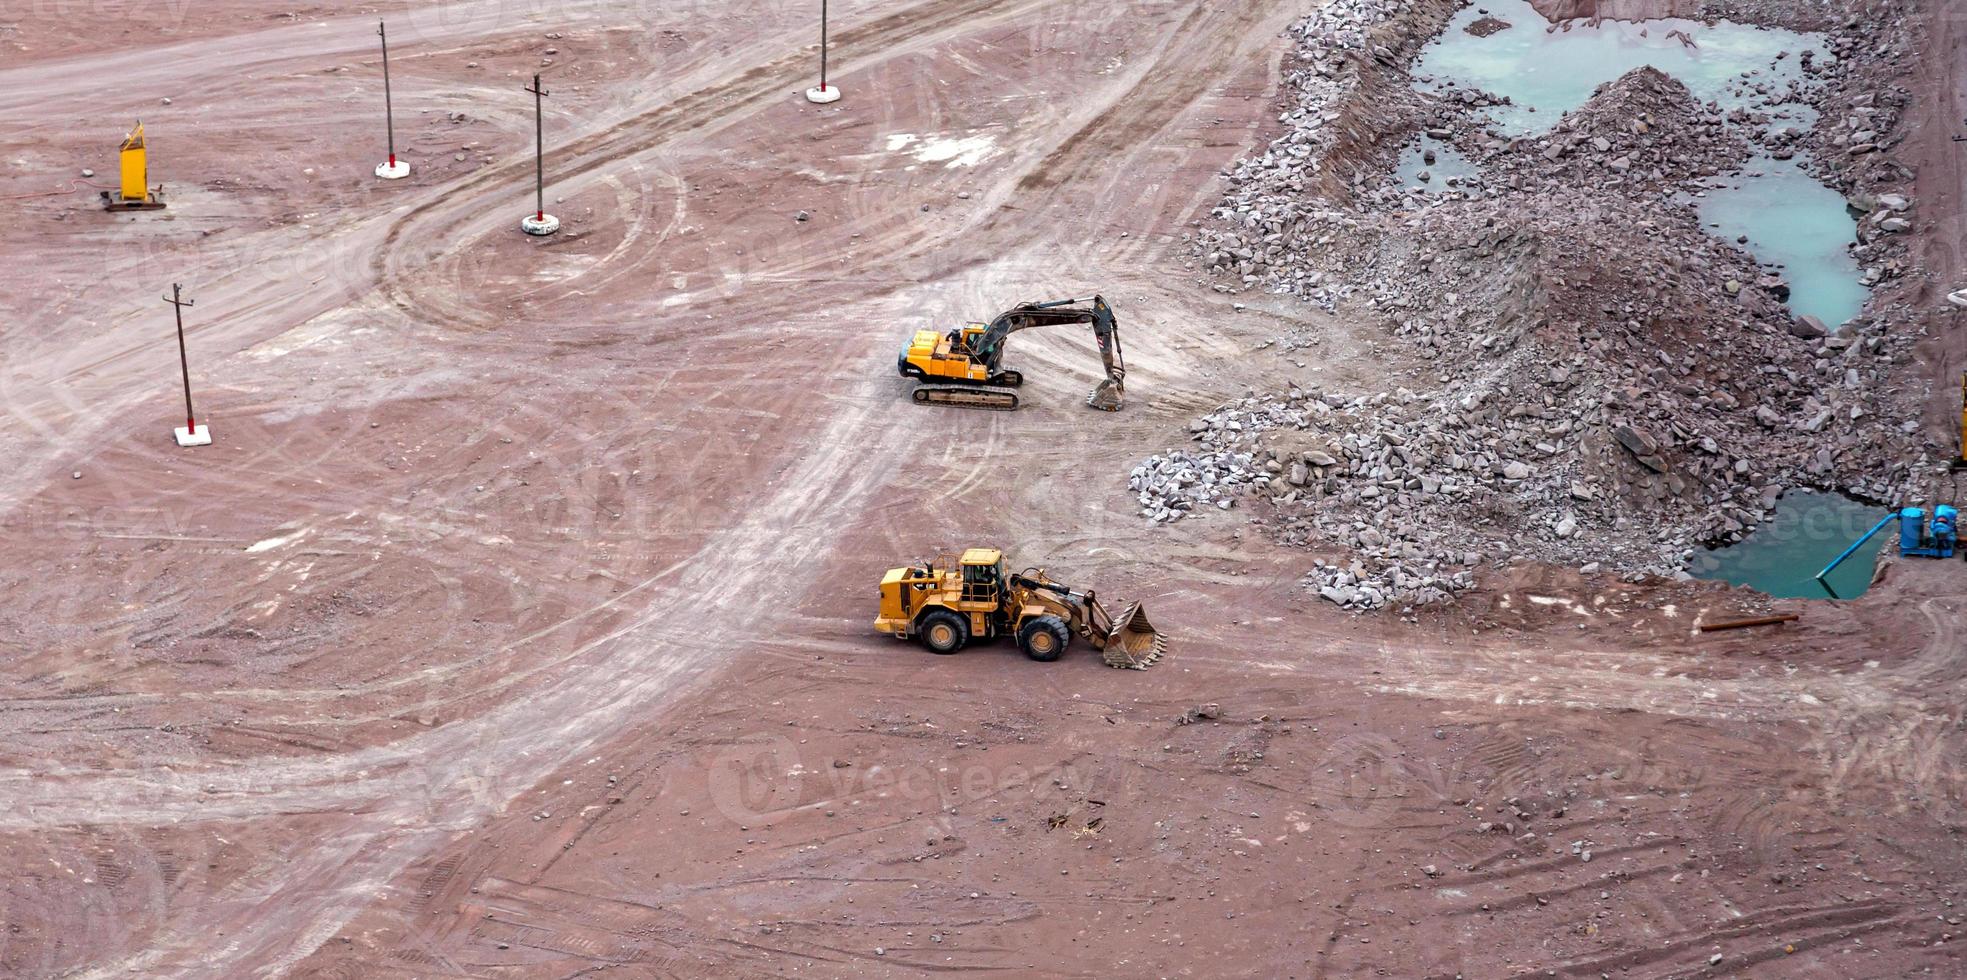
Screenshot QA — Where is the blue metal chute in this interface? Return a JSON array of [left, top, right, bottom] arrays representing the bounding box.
[[1813, 511, 1899, 599]]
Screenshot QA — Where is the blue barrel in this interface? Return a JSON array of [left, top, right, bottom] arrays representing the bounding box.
[[1901, 507, 1927, 553]]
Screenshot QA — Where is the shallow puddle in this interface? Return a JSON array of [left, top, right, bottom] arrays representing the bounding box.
[[1414, 0, 1825, 137], [1693, 157, 1869, 325], [1686, 490, 1890, 598], [1412, 0, 1865, 325], [1393, 137, 1479, 188]]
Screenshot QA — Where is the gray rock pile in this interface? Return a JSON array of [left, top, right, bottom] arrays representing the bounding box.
[[1159, 0, 1942, 609]]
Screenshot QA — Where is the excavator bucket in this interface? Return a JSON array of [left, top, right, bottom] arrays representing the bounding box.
[[1087, 377, 1124, 412], [1098, 601, 1165, 669]]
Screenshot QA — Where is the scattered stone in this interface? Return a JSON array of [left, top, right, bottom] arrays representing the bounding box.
[[1145, 0, 1928, 603], [1177, 703, 1224, 725]]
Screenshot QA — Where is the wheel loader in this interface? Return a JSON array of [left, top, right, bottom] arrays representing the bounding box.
[[895, 295, 1127, 411], [873, 548, 1167, 668]]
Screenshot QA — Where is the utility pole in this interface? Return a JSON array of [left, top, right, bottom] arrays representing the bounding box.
[[164, 284, 211, 447], [521, 73, 559, 235], [375, 20, 409, 178], [805, 0, 841, 104]]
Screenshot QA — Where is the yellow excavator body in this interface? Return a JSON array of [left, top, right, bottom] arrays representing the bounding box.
[[899, 326, 994, 384], [874, 548, 1166, 669]]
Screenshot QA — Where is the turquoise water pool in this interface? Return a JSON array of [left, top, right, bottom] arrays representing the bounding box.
[[1694, 157, 1868, 326], [1412, 0, 1864, 325], [1414, 0, 1825, 137], [1686, 491, 1890, 598]]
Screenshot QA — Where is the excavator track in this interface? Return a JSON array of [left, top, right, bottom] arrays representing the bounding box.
[[913, 385, 1020, 411]]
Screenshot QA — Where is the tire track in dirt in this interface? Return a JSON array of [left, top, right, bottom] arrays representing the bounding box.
[[1802, 596, 1967, 817], [380, 0, 1311, 335], [1009, 0, 1295, 200], [1909, 1, 1967, 437], [0, 0, 1288, 732], [372, 0, 1068, 326], [0, 0, 956, 513], [63, 348, 916, 976], [14, 0, 1320, 972]]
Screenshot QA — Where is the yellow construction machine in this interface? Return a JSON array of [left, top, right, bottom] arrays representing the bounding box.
[[1954, 370, 1967, 472], [102, 121, 166, 212], [896, 295, 1127, 411], [874, 547, 1166, 668]]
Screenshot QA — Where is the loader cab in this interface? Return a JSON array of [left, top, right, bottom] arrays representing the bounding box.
[[958, 548, 1005, 606]]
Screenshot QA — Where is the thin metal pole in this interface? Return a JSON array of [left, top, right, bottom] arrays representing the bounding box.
[[525, 73, 548, 220], [164, 283, 196, 431], [379, 20, 397, 168], [819, 0, 829, 91]]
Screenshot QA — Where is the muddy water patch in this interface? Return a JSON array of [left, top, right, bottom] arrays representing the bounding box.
[[1394, 137, 1478, 188], [1692, 156, 1867, 325], [1413, 0, 1865, 322], [1414, 0, 1826, 136], [1687, 490, 1889, 598]]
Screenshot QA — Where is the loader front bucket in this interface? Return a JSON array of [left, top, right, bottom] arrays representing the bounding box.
[[1099, 601, 1165, 669], [1087, 377, 1124, 412]]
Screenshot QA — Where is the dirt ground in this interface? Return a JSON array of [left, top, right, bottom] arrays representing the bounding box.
[[2, 0, 1966, 976]]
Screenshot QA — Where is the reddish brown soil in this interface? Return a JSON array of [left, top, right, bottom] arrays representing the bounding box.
[[2, 0, 1965, 977]]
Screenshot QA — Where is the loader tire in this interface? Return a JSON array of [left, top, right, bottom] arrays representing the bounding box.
[[919, 611, 968, 655], [1017, 616, 1070, 662]]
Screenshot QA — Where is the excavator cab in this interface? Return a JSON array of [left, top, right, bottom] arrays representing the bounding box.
[[942, 324, 985, 356]]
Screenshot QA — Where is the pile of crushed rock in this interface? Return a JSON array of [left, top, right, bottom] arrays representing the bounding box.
[[1149, 0, 1940, 611]]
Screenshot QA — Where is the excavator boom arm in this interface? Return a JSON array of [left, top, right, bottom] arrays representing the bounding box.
[[969, 295, 1127, 410]]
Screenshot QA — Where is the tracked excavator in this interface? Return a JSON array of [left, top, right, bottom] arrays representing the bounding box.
[[874, 548, 1167, 669], [896, 295, 1128, 411]]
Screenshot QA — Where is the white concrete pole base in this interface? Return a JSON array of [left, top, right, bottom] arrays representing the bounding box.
[[521, 213, 561, 236], [375, 159, 411, 179], [805, 84, 841, 104], [174, 424, 212, 447]]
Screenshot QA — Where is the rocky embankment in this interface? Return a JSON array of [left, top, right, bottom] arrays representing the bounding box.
[[1141, 0, 1938, 611]]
